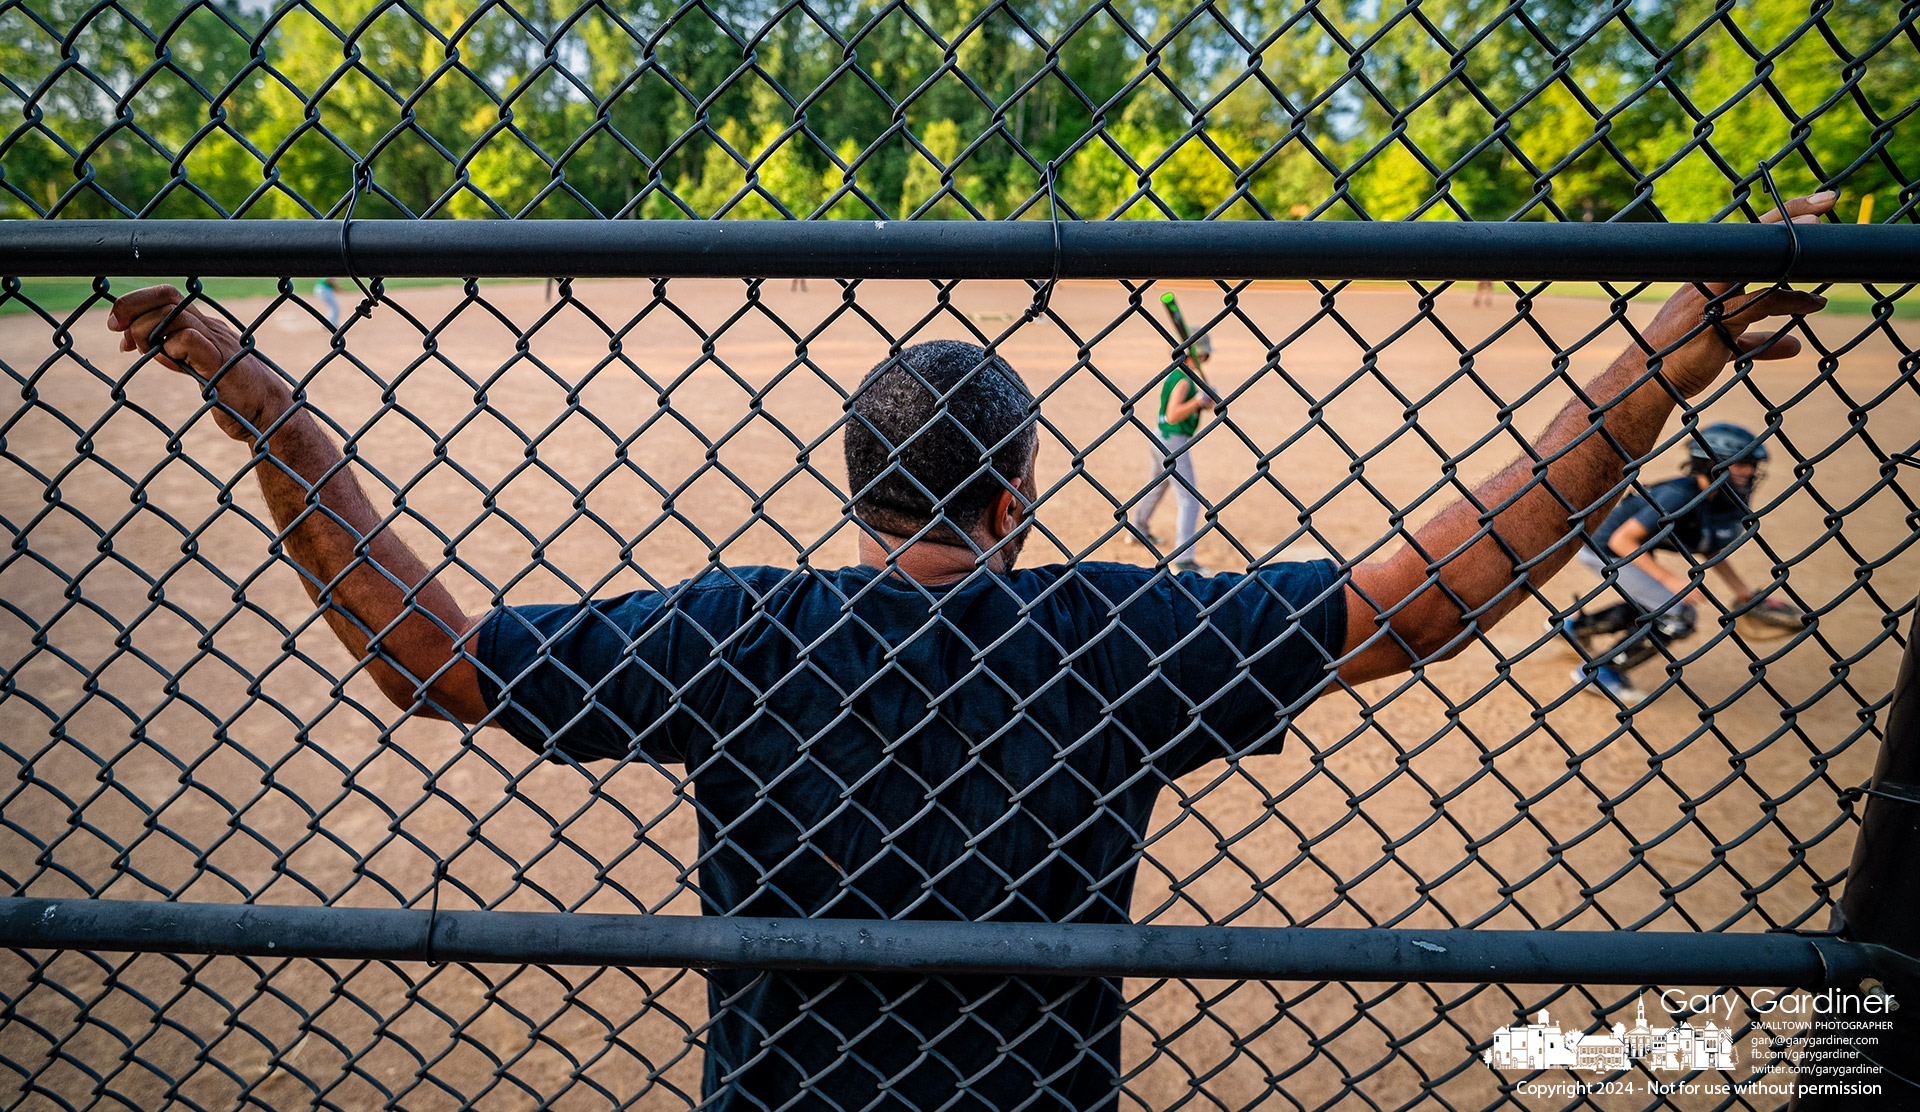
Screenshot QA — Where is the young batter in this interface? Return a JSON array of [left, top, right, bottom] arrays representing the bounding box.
[[1132, 344, 1216, 572]]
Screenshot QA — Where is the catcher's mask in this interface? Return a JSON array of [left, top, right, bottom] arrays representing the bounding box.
[[1688, 422, 1768, 502]]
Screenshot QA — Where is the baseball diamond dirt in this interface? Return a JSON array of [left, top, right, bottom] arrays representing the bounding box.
[[1, 276, 1912, 1110]]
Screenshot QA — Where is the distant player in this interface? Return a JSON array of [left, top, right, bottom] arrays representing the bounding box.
[[1131, 295, 1216, 572], [313, 276, 341, 328], [1560, 422, 1803, 703]]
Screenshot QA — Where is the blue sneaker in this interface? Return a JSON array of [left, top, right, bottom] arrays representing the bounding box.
[[1572, 664, 1646, 704]]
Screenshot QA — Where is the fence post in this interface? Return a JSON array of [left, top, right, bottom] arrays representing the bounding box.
[[1790, 601, 1920, 1108]]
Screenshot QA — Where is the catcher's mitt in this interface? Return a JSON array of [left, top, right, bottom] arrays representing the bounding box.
[[1737, 598, 1809, 640]]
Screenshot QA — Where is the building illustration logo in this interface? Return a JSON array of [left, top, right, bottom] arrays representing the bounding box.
[[1484, 999, 1738, 1072]]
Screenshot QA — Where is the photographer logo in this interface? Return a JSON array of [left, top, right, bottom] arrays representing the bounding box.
[[1484, 1000, 1737, 1072]]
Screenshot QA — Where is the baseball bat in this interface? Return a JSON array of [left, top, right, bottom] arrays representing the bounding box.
[[1160, 292, 1211, 379]]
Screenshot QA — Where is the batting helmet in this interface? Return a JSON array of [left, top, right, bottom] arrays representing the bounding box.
[[1687, 423, 1768, 470]]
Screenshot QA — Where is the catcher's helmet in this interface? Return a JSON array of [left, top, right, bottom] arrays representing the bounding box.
[[1687, 423, 1768, 470]]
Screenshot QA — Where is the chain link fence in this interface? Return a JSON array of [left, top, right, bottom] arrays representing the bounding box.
[[3, 2, 1918, 1110]]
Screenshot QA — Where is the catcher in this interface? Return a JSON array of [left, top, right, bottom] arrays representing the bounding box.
[[1560, 421, 1807, 704]]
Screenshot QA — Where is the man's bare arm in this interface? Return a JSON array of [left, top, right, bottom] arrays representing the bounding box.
[[1337, 192, 1835, 683], [110, 286, 489, 722]]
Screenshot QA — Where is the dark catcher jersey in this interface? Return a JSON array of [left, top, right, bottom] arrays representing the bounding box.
[[474, 559, 1346, 1111], [1591, 475, 1751, 559]]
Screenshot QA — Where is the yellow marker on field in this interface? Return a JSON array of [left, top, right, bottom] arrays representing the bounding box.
[[1858, 193, 1874, 223]]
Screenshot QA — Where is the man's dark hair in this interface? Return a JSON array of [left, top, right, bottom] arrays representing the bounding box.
[[845, 340, 1037, 541]]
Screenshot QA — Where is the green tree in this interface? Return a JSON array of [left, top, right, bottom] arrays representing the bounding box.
[[900, 118, 987, 218], [0, 0, 1908, 224], [1646, 0, 1914, 221], [1, 0, 266, 217]]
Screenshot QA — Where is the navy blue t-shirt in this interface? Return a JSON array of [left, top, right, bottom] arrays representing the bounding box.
[[474, 560, 1346, 1111], [1591, 475, 1750, 558]]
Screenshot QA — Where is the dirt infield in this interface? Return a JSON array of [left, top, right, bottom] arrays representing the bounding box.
[[1, 277, 1912, 1110]]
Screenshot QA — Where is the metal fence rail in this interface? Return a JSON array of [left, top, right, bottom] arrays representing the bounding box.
[[1, 219, 1916, 281], [6, 898, 1914, 987], [2, 1, 1918, 1110]]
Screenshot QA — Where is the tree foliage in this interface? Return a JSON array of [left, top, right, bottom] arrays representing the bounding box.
[[1, 0, 1909, 221]]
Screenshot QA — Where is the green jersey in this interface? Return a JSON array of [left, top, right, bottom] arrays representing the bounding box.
[[1158, 367, 1202, 437]]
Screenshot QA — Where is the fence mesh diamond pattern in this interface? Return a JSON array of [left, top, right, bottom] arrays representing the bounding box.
[[2, 2, 1917, 1111]]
